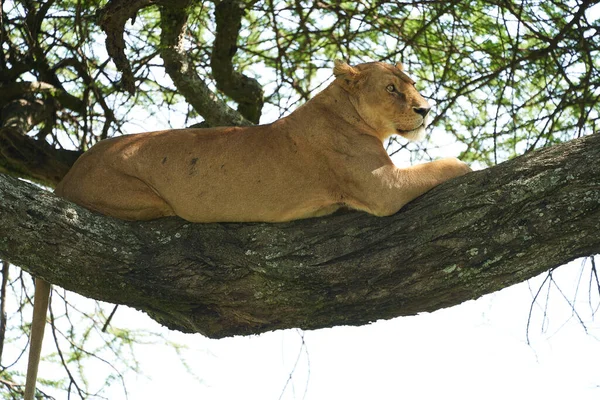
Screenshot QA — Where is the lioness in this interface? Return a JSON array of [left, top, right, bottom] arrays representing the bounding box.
[[25, 61, 470, 400], [54, 61, 470, 221]]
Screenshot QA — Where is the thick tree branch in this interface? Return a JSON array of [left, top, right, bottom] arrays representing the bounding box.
[[0, 134, 599, 338], [211, 0, 264, 123], [0, 99, 81, 186], [159, 2, 253, 127]]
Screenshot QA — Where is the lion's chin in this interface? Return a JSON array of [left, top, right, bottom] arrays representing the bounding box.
[[397, 125, 426, 142]]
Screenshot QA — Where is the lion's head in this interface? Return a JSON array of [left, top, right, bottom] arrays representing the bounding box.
[[333, 60, 431, 142]]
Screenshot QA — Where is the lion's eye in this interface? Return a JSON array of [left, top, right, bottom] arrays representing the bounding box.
[[386, 84, 395, 93]]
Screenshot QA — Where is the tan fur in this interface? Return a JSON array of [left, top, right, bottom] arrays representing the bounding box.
[[26, 61, 470, 397]]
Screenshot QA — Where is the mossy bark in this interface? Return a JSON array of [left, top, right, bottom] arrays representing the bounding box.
[[1, 134, 599, 338]]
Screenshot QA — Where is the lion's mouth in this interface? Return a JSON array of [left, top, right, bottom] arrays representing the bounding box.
[[396, 124, 423, 135], [395, 123, 427, 141]]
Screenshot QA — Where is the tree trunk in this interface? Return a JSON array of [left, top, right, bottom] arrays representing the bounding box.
[[0, 134, 599, 338]]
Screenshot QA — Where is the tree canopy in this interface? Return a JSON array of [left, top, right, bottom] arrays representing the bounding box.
[[0, 0, 599, 398]]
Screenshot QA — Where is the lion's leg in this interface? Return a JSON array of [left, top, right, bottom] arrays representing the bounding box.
[[90, 179, 176, 220], [346, 158, 471, 217], [57, 172, 175, 221]]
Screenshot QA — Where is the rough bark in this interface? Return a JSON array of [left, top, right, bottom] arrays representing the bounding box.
[[0, 134, 599, 338]]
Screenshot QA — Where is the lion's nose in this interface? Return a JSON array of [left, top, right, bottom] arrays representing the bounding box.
[[413, 107, 431, 117]]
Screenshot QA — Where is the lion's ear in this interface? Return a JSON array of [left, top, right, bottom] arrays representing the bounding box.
[[333, 59, 359, 79], [395, 61, 404, 71], [333, 60, 360, 91]]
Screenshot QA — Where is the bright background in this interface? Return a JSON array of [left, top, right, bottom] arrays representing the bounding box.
[[117, 258, 600, 400]]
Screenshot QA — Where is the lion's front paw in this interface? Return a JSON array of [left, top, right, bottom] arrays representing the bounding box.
[[436, 157, 472, 182]]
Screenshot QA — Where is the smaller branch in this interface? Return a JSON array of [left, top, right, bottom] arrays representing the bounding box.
[[159, 2, 253, 127], [96, 0, 156, 94], [48, 300, 87, 399], [588, 263, 600, 314], [22, 0, 79, 108], [1, 98, 48, 132], [211, 0, 264, 123], [51, 57, 117, 141], [23, 0, 56, 40], [0, 261, 9, 365], [101, 305, 119, 332]]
